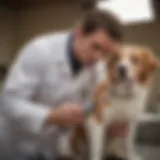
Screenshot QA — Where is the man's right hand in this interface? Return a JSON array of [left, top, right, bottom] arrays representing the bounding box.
[[45, 103, 84, 127]]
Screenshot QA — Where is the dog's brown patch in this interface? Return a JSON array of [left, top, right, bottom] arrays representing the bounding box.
[[92, 80, 110, 122], [136, 47, 159, 84]]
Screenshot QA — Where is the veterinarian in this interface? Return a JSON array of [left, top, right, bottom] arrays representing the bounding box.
[[1, 10, 123, 160]]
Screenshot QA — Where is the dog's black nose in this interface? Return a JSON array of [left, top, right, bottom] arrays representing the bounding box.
[[118, 65, 127, 79]]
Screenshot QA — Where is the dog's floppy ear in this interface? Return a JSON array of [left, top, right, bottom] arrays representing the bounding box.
[[150, 56, 160, 71], [139, 48, 159, 84], [145, 47, 160, 72]]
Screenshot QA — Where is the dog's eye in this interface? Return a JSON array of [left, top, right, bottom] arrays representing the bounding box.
[[130, 55, 139, 65]]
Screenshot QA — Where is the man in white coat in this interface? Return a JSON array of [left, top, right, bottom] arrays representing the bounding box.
[[0, 10, 123, 160]]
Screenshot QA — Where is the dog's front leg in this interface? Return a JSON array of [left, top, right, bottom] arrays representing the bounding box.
[[86, 116, 105, 160], [126, 121, 142, 160]]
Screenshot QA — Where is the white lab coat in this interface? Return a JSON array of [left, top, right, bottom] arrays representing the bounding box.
[[0, 31, 100, 160]]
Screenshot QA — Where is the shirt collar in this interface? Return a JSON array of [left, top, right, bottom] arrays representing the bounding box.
[[67, 33, 82, 76]]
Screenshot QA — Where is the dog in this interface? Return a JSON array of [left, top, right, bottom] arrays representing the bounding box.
[[101, 45, 159, 160], [58, 45, 159, 160]]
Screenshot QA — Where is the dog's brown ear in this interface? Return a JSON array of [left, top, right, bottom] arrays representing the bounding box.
[[139, 49, 159, 84], [144, 47, 160, 71], [150, 57, 160, 72]]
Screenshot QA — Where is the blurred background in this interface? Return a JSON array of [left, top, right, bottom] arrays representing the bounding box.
[[0, 0, 160, 159]]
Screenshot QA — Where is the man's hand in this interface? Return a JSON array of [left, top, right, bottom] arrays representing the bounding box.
[[45, 103, 84, 127]]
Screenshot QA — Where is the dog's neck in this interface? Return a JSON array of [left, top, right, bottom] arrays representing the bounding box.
[[109, 82, 134, 98], [108, 80, 148, 99]]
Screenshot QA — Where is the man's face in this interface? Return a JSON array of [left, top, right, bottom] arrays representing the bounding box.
[[75, 28, 117, 66]]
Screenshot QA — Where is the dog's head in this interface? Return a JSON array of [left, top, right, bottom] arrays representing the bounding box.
[[106, 45, 159, 86]]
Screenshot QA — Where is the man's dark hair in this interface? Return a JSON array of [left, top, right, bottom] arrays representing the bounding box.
[[81, 10, 123, 41]]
